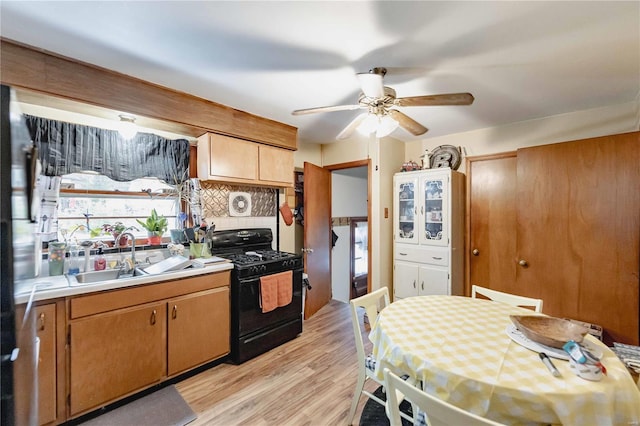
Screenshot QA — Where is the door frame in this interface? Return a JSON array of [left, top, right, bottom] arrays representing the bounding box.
[[326, 159, 372, 295]]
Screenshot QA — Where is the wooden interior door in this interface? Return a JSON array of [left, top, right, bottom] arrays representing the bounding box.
[[516, 133, 639, 344], [167, 287, 230, 376], [467, 153, 518, 295], [303, 162, 332, 319]]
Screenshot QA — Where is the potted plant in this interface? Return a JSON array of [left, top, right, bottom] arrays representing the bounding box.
[[136, 208, 168, 245]]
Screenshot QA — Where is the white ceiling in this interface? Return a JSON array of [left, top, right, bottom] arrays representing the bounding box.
[[1, 1, 638, 145]]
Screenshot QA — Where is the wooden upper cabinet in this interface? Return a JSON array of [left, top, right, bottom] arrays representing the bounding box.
[[200, 133, 259, 181], [198, 132, 294, 187], [259, 144, 294, 184]]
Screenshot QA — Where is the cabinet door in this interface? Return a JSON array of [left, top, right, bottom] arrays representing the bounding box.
[[419, 172, 449, 246], [35, 304, 57, 426], [202, 133, 258, 181], [394, 174, 419, 244], [419, 265, 449, 295], [259, 145, 294, 185], [468, 154, 518, 294], [70, 303, 166, 415], [167, 287, 230, 376], [393, 261, 419, 300]]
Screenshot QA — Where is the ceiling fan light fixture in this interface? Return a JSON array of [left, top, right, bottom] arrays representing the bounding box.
[[356, 113, 380, 135], [118, 114, 138, 140], [376, 114, 399, 138]]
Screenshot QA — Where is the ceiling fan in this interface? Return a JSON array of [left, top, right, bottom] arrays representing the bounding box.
[[292, 67, 474, 140]]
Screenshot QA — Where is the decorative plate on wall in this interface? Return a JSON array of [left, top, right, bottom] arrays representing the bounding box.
[[229, 192, 252, 217], [429, 145, 462, 170]]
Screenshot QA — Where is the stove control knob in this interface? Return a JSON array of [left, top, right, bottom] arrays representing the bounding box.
[[260, 265, 267, 273]]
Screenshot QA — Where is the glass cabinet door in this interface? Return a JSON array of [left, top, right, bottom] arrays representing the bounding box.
[[395, 176, 418, 244], [420, 174, 448, 246]]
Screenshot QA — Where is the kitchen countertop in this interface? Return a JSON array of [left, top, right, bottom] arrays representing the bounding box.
[[14, 261, 233, 305]]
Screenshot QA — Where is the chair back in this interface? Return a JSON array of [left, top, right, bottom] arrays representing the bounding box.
[[471, 285, 543, 312], [383, 368, 505, 426], [349, 287, 390, 364]]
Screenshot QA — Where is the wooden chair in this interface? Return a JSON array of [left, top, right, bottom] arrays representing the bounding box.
[[471, 285, 543, 313], [383, 368, 505, 426], [347, 287, 413, 425]]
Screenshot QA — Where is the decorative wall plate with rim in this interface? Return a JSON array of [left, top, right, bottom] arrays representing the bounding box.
[[429, 145, 462, 170]]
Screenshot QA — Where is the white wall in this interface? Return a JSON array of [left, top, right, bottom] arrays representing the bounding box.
[[405, 101, 640, 172], [331, 171, 368, 303], [284, 100, 639, 304], [322, 135, 404, 298]]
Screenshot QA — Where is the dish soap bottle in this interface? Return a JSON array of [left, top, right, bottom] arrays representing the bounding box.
[[94, 247, 106, 271]]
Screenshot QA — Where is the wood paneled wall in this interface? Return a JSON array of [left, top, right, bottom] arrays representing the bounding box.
[[0, 39, 297, 150]]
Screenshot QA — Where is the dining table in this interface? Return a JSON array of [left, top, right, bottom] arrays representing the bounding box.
[[369, 295, 640, 425]]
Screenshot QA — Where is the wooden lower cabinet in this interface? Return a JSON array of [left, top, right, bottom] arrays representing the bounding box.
[[35, 304, 58, 426], [167, 287, 230, 376], [70, 303, 167, 415], [68, 271, 231, 418]]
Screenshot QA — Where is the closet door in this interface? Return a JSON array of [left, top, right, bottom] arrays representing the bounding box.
[[516, 133, 639, 344], [467, 153, 517, 295]]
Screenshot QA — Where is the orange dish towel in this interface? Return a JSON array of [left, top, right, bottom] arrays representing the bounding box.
[[259, 271, 293, 313], [276, 270, 293, 307]]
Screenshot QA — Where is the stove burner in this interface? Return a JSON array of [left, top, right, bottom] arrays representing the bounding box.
[[222, 250, 297, 265]]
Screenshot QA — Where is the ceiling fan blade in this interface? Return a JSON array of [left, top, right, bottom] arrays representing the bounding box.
[[336, 113, 368, 140], [394, 92, 475, 107], [388, 110, 428, 136], [292, 104, 362, 116], [356, 72, 385, 98]]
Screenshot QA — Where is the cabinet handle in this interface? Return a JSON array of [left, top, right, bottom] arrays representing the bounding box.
[[420, 206, 424, 215], [414, 206, 418, 215], [399, 252, 408, 256], [413, 280, 416, 289], [518, 259, 528, 267], [432, 256, 442, 260], [150, 309, 157, 325], [472, 249, 479, 256], [421, 281, 424, 290], [39, 313, 45, 331], [172, 305, 178, 319]]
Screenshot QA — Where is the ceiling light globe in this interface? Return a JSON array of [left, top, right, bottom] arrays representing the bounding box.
[[376, 115, 399, 138]]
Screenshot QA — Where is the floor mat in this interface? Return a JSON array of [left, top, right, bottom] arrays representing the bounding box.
[[79, 385, 196, 426], [359, 386, 413, 426]]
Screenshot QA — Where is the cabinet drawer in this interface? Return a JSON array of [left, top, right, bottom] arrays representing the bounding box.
[[394, 246, 449, 266]]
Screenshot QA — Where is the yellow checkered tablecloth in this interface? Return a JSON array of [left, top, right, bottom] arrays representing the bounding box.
[[369, 295, 640, 425]]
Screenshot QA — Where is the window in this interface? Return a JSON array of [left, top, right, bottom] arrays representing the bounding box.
[[57, 173, 179, 242]]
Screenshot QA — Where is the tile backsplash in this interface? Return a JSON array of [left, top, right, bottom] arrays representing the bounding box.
[[198, 181, 277, 235]]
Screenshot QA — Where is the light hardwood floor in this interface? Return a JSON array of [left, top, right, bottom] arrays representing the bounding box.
[[176, 299, 378, 425]]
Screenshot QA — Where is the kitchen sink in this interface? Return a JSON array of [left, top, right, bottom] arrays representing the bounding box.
[[72, 267, 148, 284]]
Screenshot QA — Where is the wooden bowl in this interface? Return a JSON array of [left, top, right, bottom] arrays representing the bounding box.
[[510, 315, 589, 349]]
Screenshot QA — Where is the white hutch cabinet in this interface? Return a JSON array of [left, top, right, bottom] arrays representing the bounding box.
[[393, 168, 464, 300]]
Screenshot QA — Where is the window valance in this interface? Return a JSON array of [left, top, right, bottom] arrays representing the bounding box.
[[24, 114, 190, 183]]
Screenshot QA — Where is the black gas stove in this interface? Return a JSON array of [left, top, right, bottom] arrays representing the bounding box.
[[207, 228, 303, 363]]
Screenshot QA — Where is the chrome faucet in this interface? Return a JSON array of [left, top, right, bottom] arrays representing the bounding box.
[[116, 231, 136, 269]]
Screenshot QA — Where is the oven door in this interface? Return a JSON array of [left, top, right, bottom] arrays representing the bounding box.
[[237, 267, 303, 337]]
